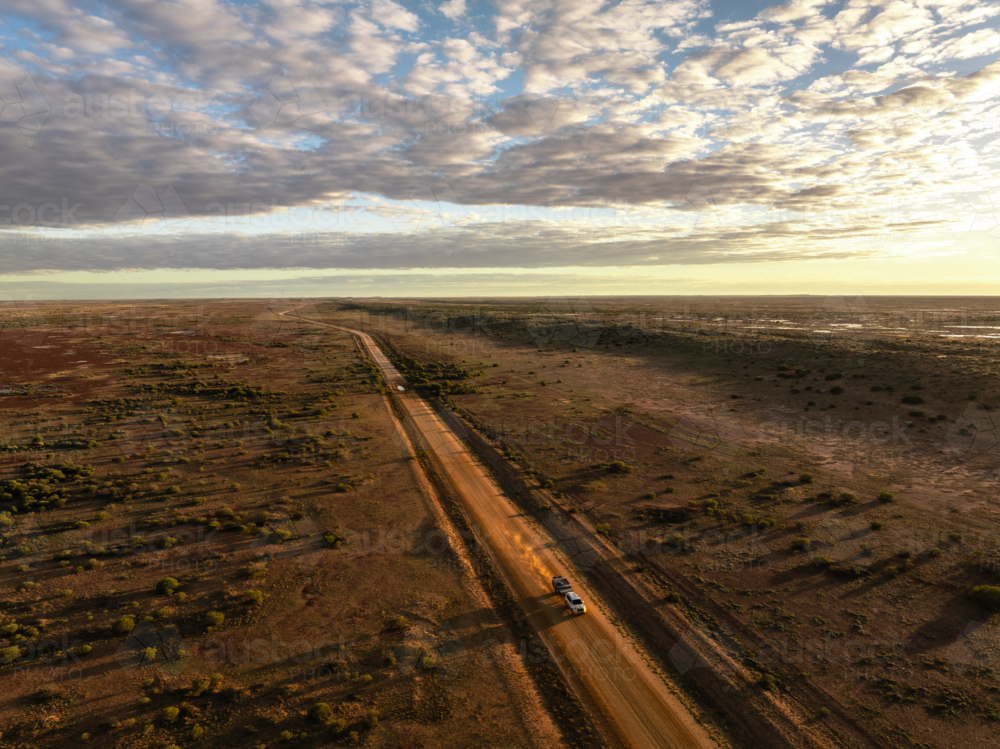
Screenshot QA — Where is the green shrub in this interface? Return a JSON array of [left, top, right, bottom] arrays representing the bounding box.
[[901, 395, 923, 405], [0, 646, 23, 664], [244, 590, 264, 606], [113, 615, 136, 635], [878, 491, 895, 502], [387, 616, 409, 630], [799, 473, 813, 483], [330, 718, 347, 734], [606, 461, 633, 474], [309, 702, 333, 723], [156, 577, 180, 595], [204, 611, 224, 628], [336, 483, 353, 493], [595, 523, 612, 536], [757, 672, 779, 692], [870, 521, 883, 530], [791, 537, 811, 551], [973, 585, 1000, 611], [364, 709, 380, 729], [160, 707, 180, 723]]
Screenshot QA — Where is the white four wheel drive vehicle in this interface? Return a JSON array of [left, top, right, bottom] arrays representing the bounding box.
[[552, 576, 586, 614], [564, 591, 587, 615]]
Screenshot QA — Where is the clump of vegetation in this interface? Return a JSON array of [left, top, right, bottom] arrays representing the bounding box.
[[791, 537, 811, 551], [156, 577, 180, 595], [387, 615, 409, 630], [973, 585, 1000, 611], [878, 491, 895, 502], [799, 473, 813, 483], [605, 461, 633, 474], [244, 590, 264, 606], [309, 702, 333, 723], [204, 611, 224, 628], [757, 672, 779, 692], [113, 616, 136, 635]]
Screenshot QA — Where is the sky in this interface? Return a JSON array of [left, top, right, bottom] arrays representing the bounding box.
[[1, 0, 999, 299]]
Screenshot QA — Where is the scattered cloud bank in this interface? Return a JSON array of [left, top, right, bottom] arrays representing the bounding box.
[[0, 0, 998, 273]]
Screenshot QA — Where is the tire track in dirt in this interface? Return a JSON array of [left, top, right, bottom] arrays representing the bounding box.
[[280, 310, 717, 749]]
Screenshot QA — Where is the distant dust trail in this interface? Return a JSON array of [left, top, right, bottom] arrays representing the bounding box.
[[279, 309, 717, 749]]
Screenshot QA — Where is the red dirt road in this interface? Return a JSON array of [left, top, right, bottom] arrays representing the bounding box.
[[281, 311, 717, 749]]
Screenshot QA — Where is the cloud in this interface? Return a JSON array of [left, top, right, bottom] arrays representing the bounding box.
[[439, 0, 466, 21], [0, 0, 998, 278]]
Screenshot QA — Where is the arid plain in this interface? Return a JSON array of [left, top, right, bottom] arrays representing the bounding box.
[[2, 296, 1000, 749]]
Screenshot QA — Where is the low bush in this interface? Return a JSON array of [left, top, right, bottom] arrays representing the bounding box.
[[606, 461, 633, 474], [113, 615, 136, 635], [309, 703, 333, 723], [973, 585, 1000, 611], [156, 577, 180, 595]]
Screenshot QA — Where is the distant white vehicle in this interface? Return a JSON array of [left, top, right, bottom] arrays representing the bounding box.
[[565, 591, 587, 615], [396, 385, 405, 391]]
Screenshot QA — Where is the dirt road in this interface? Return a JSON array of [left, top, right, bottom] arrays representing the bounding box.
[[281, 311, 718, 749]]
